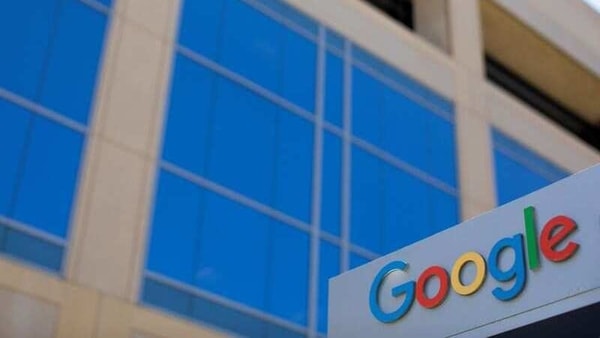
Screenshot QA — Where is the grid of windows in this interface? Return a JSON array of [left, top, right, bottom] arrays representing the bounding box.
[[492, 130, 570, 205], [142, 0, 458, 336], [0, 0, 109, 272]]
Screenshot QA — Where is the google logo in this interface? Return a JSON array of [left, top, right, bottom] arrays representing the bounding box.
[[369, 206, 580, 323]]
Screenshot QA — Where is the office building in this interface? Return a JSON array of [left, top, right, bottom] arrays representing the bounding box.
[[0, 0, 598, 337]]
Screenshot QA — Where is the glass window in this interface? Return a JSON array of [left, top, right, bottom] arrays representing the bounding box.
[[143, 278, 193, 317], [2, 228, 64, 271], [208, 76, 278, 211], [351, 146, 383, 253], [350, 252, 371, 269], [325, 53, 343, 127], [318, 241, 340, 334], [268, 223, 310, 326], [178, 0, 225, 61], [220, 0, 316, 111], [194, 295, 267, 337], [195, 190, 271, 310], [430, 187, 459, 234], [12, 117, 84, 238], [352, 67, 384, 147], [274, 112, 313, 223], [164, 57, 314, 223], [351, 146, 459, 254], [0, 100, 30, 215], [146, 171, 203, 284], [40, 0, 107, 125], [326, 29, 344, 53], [162, 54, 215, 176], [381, 87, 429, 175], [383, 162, 431, 253], [493, 130, 568, 205], [353, 68, 457, 187], [0, 0, 55, 99], [253, 0, 318, 35], [321, 132, 342, 236], [428, 114, 457, 187]]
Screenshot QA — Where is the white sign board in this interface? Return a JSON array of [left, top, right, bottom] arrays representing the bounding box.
[[329, 165, 600, 337]]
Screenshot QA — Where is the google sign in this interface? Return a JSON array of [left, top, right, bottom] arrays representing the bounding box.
[[369, 206, 580, 323]]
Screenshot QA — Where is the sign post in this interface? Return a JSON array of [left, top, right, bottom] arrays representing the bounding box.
[[329, 165, 600, 337]]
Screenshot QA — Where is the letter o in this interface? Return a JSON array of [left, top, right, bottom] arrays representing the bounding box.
[[416, 266, 449, 309], [451, 252, 487, 296]]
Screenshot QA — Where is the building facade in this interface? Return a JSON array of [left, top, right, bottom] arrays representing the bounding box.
[[0, 0, 598, 337]]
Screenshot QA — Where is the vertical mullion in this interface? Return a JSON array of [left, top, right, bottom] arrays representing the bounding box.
[[340, 40, 352, 273], [307, 25, 326, 338]]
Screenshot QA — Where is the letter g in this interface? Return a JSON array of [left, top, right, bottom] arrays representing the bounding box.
[[369, 261, 415, 323]]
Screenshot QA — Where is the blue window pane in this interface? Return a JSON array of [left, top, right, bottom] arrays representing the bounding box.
[[326, 29, 344, 52], [383, 164, 430, 253], [427, 114, 457, 187], [255, 0, 318, 36], [209, 77, 277, 206], [194, 296, 266, 337], [146, 171, 202, 284], [3, 228, 63, 272], [492, 131, 567, 182], [351, 147, 383, 254], [275, 112, 313, 222], [98, 0, 112, 8], [352, 67, 384, 147], [352, 46, 452, 115], [318, 242, 340, 334], [430, 188, 458, 234], [382, 87, 428, 174], [268, 223, 309, 325], [221, 1, 283, 97], [163, 55, 215, 176], [281, 30, 316, 112], [196, 191, 270, 310], [220, 1, 316, 110], [494, 151, 553, 205], [143, 278, 193, 318], [350, 253, 370, 269], [13, 117, 83, 238], [0, 0, 55, 99], [492, 130, 568, 205], [321, 132, 342, 236], [178, 0, 225, 60], [325, 53, 343, 127], [40, 0, 107, 125], [0, 100, 30, 215]]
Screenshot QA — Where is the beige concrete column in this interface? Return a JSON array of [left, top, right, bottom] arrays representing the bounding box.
[[413, 0, 451, 52], [66, 0, 181, 301], [447, 0, 497, 220]]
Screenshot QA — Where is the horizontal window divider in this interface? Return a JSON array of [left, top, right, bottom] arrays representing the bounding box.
[[0, 87, 88, 134], [160, 161, 313, 234], [351, 136, 458, 196], [349, 244, 379, 260], [493, 142, 566, 183], [144, 271, 309, 335], [319, 231, 343, 247], [176, 46, 316, 123], [0, 216, 67, 247], [322, 121, 344, 137], [352, 59, 454, 122], [326, 45, 344, 58], [79, 0, 111, 15], [240, 0, 318, 43]]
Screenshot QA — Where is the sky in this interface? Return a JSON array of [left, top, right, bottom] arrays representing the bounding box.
[[583, 0, 600, 13]]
